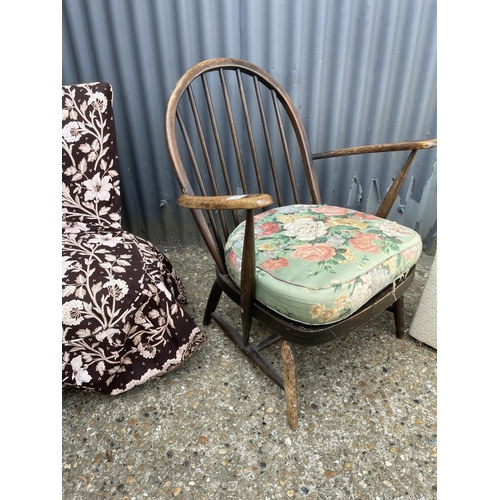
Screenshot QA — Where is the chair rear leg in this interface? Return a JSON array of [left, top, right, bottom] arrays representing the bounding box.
[[393, 296, 405, 339], [282, 341, 299, 431], [203, 279, 223, 325]]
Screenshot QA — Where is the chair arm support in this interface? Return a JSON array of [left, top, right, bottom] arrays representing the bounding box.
[[240, 209, 256, 344], [177, 193, 274, 210], [311, 139, 437, 160], [177, 197, 263, 343]]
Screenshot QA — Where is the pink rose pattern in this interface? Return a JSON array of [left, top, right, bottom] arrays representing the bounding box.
[[349, 232, 382, 253], [261, 257, 289, 270], [290, 243, 336, 261], [256, 222, 281, 236], [311, 206, 350, 216]]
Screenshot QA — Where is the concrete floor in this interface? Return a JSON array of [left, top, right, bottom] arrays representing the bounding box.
[[62, 246, 437, 500]]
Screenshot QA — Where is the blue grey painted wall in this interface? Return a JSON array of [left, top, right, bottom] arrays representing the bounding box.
[[62, 0, 437, 252]]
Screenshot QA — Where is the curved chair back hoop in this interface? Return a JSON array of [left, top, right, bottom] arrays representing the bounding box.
[[165, 58, 321, 272]]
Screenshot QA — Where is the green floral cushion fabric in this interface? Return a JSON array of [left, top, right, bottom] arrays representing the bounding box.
[[225, 204, 422, 325]]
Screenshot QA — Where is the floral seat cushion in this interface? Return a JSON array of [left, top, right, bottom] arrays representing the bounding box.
[[225, 204, 422, 326]]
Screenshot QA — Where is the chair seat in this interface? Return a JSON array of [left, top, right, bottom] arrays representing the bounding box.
[[225, 204, 422, 326]]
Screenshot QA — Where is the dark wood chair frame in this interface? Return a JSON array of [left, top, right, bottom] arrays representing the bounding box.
[[165, 58, 437, 429]]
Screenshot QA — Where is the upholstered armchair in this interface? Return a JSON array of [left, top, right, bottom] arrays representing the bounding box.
[[62, 82, 206, 394]]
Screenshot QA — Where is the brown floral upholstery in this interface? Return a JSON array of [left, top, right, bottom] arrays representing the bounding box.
[[62, 82, 206, 394]]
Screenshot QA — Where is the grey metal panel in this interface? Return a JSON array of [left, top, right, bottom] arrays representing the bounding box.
[[62, 0, 437, 251]]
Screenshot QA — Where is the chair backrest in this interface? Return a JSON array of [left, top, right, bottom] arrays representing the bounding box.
[[165, 58, 321, 271], [62, 82, 122, 233]]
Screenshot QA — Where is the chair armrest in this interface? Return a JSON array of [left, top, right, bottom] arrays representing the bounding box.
[[177, 193, 274, 210], [312, 139, 437, 160]]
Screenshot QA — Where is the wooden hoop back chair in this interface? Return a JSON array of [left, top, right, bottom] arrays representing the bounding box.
[[165, 58, 436, 429]]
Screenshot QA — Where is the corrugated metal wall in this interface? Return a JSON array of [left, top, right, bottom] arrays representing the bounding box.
[[62, 0, 437, 252]]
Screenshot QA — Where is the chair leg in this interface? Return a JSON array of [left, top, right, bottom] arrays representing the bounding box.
[[203, 279, 223, 325], [393, 296, 405, 339], [281, 341, 299, 431]]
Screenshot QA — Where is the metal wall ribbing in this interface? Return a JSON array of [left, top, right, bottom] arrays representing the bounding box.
[[62, 0, 437, 252]]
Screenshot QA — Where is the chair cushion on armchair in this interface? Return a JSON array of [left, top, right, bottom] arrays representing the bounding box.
[[225, 204, 422, 326]]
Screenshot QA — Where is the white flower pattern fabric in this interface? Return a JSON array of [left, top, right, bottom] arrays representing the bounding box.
[[62, 82, 206, 394]]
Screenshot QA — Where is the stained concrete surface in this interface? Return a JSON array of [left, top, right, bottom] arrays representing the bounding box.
[[62, 245, 437, 500]]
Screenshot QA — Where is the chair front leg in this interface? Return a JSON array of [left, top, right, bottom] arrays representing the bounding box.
[[282, 340, 299, 430], [393, 296, 405, 339]]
